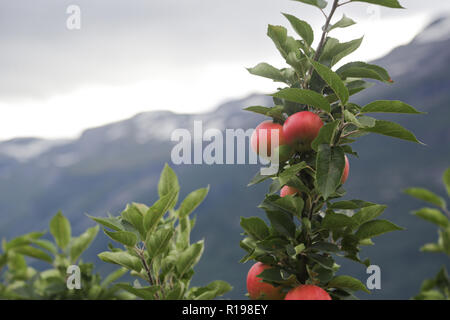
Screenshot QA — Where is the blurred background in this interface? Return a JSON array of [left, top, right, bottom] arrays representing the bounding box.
[[0, 0, 449, 299]]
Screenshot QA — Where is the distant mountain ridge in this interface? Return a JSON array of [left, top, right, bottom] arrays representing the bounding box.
[[1, 17, 449, 299]]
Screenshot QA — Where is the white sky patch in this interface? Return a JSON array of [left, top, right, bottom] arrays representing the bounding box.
[[0, 13, 433, 140]]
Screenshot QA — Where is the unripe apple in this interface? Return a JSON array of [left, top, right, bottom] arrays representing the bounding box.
[[247, 262, 285, 300], [282, 111, 323, 151], [341, 155, 349, 184], [284, 284, 331, 300], [251, 121, 285, 158], [280, 186, 300, 197]]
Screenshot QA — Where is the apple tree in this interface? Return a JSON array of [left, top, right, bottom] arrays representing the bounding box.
[[241, 0, 424, 299]]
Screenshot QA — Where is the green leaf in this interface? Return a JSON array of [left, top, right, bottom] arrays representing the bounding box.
[[146, 227, 174, 258], [283, 13, 314, 46], [260, 195, 302, 217], [104, 229, 138, 247], [272, 88, 331, 112], [361, 120, 423, 144], [311, 120, 340, 151], [176, 240, 204, 277], [49, 211, 71, 250], [326, 80, 374, 103], [405, 188, 446, 209], [267, 25, 295, 59], [121, 204, 146, 239], [444, 168, 450, 197], [336, 61, 391, 83], [350, 0, 404, 9], [412, 208, 449, 228], [158, 163, 180, 198], [278, 162, 308, 186], [309, 60, 349, 105], [240, 217, 270, 241], [420, 243, 443, 253], [193, 280, 232, 300], [322, 212, 354, 230], [266, 211, 296, 238], [292, 0, 328, 9], [87, 214, 123, 232], [98, 251, 142, 273], [14, 246, 53, 263], [101, 267, 128, 287], [178, 187, 209, 218], [316, 145, 346, 200], [31, 239, 58, 255], [329, 200, 376, 210], [143, 190, 178, 233], [328, 275, 370, 294], [4, 232, 46, 251], [115, 283, 159, 300], [70, 225, 99, 262], [361, 100, 423, 114], [355, 220, 403, 239], [351, 204, 387, 227], [295, 243, 306, 254], [247, 63, 285, 83], [328, 15, 356, 31], [319, 37, 363, 67], [248, 171, 274, 186], [310, 241, 340, 253]]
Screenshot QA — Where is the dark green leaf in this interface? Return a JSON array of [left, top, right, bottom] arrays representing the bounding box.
[[316, 145, 346, 199], [309, 60, 349, 105], [283, 13, 314, 46], [319, 37, 363, 67], [351, 204, 387, 227], [361, 100, 423, 114], [328, 275, 370, 293], [247, 63, 285, 82], [115, 283, 159, 300], [240, 217, 270, 241], [350, 0, 404, 9], [361, 120, 423, 144], [328, 15, 356, 31], [272, 88, 331, 112], [355, 220, 403, 239], [322, 212, 354, 230], [311, 120, 340, 151], [336, 61, 391, 82], [266, 210, 296, 238], [329, 200, 376, 210], [292, 0, 328, 9]]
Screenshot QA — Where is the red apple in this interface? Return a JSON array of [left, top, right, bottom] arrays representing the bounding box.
[[341, 155, 349, 184], [251, 121, 285, 158], [247, 262, 285, 300], [284, 284, 331, 300], [280, 186, 300, 197], [282, 111, 323, 151]]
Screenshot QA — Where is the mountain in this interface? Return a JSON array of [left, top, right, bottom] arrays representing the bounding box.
[[1, 17, 450, 299]]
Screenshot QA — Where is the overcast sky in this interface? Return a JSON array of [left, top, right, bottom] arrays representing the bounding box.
[[1, 0, 449, 139]]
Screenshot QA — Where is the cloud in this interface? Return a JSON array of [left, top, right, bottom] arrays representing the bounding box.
[[0, 0, 448, 139]]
